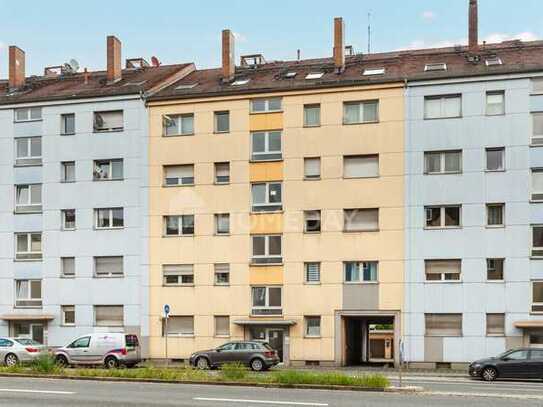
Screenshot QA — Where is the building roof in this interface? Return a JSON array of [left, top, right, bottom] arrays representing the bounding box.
[[149, 41, 543, 102], [0, 63, 194, 106]]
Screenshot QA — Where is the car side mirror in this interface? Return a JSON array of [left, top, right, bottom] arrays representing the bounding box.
[[216, 349, 222, 352], [501, 357, 510, 361]]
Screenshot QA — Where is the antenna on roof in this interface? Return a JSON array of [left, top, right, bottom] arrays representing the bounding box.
[[367, 11, 372, 54], [151, 56, 161, 67]]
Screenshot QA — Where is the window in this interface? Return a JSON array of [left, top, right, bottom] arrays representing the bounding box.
[[14, 107, 42, 122], [424, 150, 461, 174], [164, 215, 195, 236], [162, 264, 194, 286], [424, 95, 461, 119], [533, 225, 543, 257], [532, 113, 543, 145], [343, 100, 379, 124], [164, 165, 194, 186], [214, 111, 230, 133], [15, 137, 41, 166], [305, 72, 324, 80], [0, 338, 13, 347], [93, 111, 123, 132], [504, 350, 529, 360], [61, 113, 75, 135], [62, 209, 76, 230], [250, 98, 282, 113], [251, 182, 282, 212], [15, 280, 42, 307], [486, 313, 505, 336], [61, 257, 75, 278], [95, 208, 124, 229], [61, 161, 75, 182], [344, 261, 378, 282], [487, 258, 504, 280], [363, 68, 385, 76], [303, 104, 320, 127], [533, 281, 543, 312], [304, 210, 321, 233], [251, 131, 282, 161], [305, 262, 321, 283], [485, 57, 502, 66], [486, 148, 504, 171], [94, 256, 123, 278], [425, 260, 461, 281], [486, 203, 504, 227], [424, 63, 447, 72], [215, 213, 230, 235], [251, 286, 282, 315], [62, 305, 75, 326], [304, 157, 321, 180], [343, 155, 379, 178], [214, 162, 230, 184], [232, 78, 250, 86], [163, 114, 194, 136], [15, 184, 41, 213], [532, 169, 543, 201], [252, 235, 282, 264], [94, 305, 124, 327], [425, 205, 461, 228], [164, 316, 194, 336], [69, 337, 90, 348], [15, 233, 42, 260], [344, 209, 379, 232], [425, 314, 462, 336], [214, 263, 230, 285], [305, 316, 321, 337], [93, 159, 123, 181], [214, 316, 230, 337], [486, 91, 505, 115]]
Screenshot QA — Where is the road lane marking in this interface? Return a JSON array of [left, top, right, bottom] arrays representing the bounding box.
[[424, 391, 543, 401], [0, 388, 75, 395], [193, 397, 328, 406]]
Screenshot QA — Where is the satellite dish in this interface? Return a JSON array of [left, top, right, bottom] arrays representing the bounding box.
[[151, 56, 160, 67], [69, 59, 80, 72]]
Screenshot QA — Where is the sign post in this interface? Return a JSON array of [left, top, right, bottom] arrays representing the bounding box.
[[164, 304, 170, 368], [399, 339, 404, 388]]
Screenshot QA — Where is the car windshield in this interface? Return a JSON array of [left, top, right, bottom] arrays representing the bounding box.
[[15, 338, 41, 346]]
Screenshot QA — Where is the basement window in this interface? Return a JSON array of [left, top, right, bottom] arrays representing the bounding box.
[[231, 78, 250, 86], [363, 68, 385, 76], [485, 57, 503, 66], [305, 72, 324, 80], [424, 63, 447, 72]]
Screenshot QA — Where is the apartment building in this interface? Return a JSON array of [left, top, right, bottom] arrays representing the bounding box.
[[0, 37, 193, 350]]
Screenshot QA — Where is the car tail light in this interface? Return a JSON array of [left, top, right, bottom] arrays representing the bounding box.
[[264, 351, 275, 358], [111, 348, 127, 356], [25, 347, 39, 353]]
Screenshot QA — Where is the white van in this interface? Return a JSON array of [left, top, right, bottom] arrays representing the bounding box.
[[54, 333, 141, 368]]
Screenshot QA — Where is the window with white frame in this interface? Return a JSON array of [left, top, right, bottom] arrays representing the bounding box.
[[93, 111, 123, 132], [95, 208, 124, 229], [486, 313, 505, 336], [94, 305, 124, 327], [214, 162, 230, 184], [487, 258, 504, 280], [343, 155, 379, 178], [250, 98, 282, 113], [344, 261, 378, 282], [251, 286, 282, 315], [94, 256, 123, 277], [304, 157, 321, 180], [62, 305, 75, 325], [214, 111, 230, 133], [214, 263, 230, 285], [343, 100, 379, 124], [486, 147, 505, 171], [62, 209, 76, 230], [14, 107, 42, 122], [215, 213, 230, 235], [251, 182, 282, 212], [15, 232, 42, 260], [164, 165, 194, 186], [251, 131, 282, 161], [61, 113, 75, 135], [305, 316, 321, 337], [486, 203, 504, 227], [164, 215, 194, 236], [61, 161, 75, 182], [305, 262, 321, 283], [164, 316, 194, 336], [424, 150, 461, 174], [304, 210, 321, 233], [424, 95, 462, 119], [61, 257, 75, 278], [93, 159, 123, 181], [251, 235, 282, 264], [532, 169, 543, 201], [425, 259, 461, 281], [15, 280, 42, 307], [15, 137, 41, 166], [486, 91, 505, 115], [162, 264, 194, 286], [343, 209, 379, 232], [533, 281, 543, 313], [425, 313, 462, 336], [163, 114, 194, 136], [533, 113, 543, 145], [303, 104, 321, 127], [532, 225, 543, 257], [15, 184, 42, 213], [425, 205, 461, 228], [214, 316, 230, 337]]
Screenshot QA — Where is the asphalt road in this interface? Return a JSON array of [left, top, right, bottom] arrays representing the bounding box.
[[0, 376, 543, 407]]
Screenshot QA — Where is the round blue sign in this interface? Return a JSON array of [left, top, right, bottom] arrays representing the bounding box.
[[164, 304, 170, 315]]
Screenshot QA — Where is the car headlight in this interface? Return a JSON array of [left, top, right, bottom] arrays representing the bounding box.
[[471, 363, 481, 368]]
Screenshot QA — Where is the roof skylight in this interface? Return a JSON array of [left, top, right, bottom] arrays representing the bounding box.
[[363, 68, 385, 76], [305, 72, 324, 80], [424, 63, 447, 72], [485, 57, 503, 66], [284, 72, 297, 78], [231, 78, 250, 86]]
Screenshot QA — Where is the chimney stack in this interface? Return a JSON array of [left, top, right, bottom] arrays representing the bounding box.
[[222, 29, 235, 82], [469, 0, 478, 51], [107, 35, 122, 83], [333, 17, 345, 73], [8, 46, 25, 89]]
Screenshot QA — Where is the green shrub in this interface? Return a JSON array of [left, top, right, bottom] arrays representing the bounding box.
[[30, 354, 63, 374], [219, 362, 249, 381], [270, 370, 389, 388]]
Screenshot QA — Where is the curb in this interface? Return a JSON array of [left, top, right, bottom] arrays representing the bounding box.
[[0, 373, 422, 393]]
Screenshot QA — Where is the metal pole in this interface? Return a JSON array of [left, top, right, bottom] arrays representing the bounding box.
[[165, 317, 169, 368]]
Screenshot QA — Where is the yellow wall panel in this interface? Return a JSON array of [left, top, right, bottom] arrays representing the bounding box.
[[249, 161, 283, 182], [249, 266, 283, 285], [250, 213, 283, 234], [249, 112, 283, 131]]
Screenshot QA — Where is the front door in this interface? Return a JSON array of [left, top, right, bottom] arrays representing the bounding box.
[[496, 349, 530, 378], [268, 330, 284, 362], [527, 349, 543, 378], [67, 336, 92, 363], [12, 322, 45, 344]]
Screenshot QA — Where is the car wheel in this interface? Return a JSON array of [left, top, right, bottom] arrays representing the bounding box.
[[55, 355, 69, 367], [104, 356, 119, 369], [4, 353, 18, 367], [481, 367, 498, 382], [196, 357, 210, 370], [250, 358, 264, 372]]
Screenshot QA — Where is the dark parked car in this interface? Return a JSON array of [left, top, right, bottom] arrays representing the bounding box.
[[189, 341, 280, 371], [469, 348, 543, 381]]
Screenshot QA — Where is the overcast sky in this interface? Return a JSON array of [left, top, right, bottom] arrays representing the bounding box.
[[1, 0, 542, 76]]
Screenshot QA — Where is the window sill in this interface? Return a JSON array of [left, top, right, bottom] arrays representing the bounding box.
[[93, 178, 124, 182], [60, 133, 76, 136], [165, 334, 195, 338], [250, 262, 284, 267], [214, 335, 231, 338], [14, 210, 43, 215], [530, 144, 543, 148], [14, 163, 43, 168], [250, 313, 284, 318], [303, 124, 321, 128], [304, 281, 321, 285], [342, 121, 380, 126], [303, 177, 321, 181], [14, 119, 43, 123], [162, 184, 195, 188], [304, 231, 321, 234], [486, 279, 505, 283], [425, 334, 462, 337], [60, 181, 76, 184], [530, 200, 543, 204], [424, 280, 462, 284], [61, 324, 76, 327], [163, 284, 195, 287], [485, 113, 506, 117], [60, 276, 76, 279], [423, 116, 462, 121], [424, 172, 462, 176], [486, 334, 505, 337], [530, 256, 543, 260], [343, 175, 380, 180], [162, 133, 195, 137], [14, 258, 42, 262], [213, 131, 230, 135], [163, 234, 195, 238], [214, 182, 230, 186], [485, 169, 505, 173], [94, 275, 125, 279], [343, 229, 380, 233], [343, 281, 378, 285], [61, 228, 76, 232], [215, 233, 231, 237], [95, 227, 125, 231], [249, 110, 283, 115], [93, 129, 124, 134], [424, 226, 462, 230], [249, 158, 284, 163], [214, 283, 230, 287], [14, 306, 43, 309], [304, 335, 322, 339], [485, 225, 505, 229], [251, 209, 284, 215]]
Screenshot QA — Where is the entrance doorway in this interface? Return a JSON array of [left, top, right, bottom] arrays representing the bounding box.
[[11, 321, 45, 344], [343, 315, 395, 366], [249, 327, 285, 361]]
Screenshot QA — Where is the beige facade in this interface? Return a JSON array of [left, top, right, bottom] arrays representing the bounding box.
[[147, 83, 405, 365]]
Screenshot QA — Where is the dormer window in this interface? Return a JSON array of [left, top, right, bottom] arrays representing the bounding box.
[[232, 79, 250, 86], [424, 63, 447, 72], [485, 57, 503, 66], [305, 72, 324, 80], [284, 72, 297, 78], [363, 68, 385, 76]]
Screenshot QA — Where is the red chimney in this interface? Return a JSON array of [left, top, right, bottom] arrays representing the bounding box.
[[333, 17, 345, 72], [107, 35, 122, 83], [222, 29, 235, 82], [9, 46, 25, 89], [469, 0, 478, 51]]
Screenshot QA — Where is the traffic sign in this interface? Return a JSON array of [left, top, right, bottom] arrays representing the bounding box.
[[164, 304, 170, 318]]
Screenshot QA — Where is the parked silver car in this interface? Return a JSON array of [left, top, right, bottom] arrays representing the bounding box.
[[0, 337, 46, 366], [54, 333, 141, 368]]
